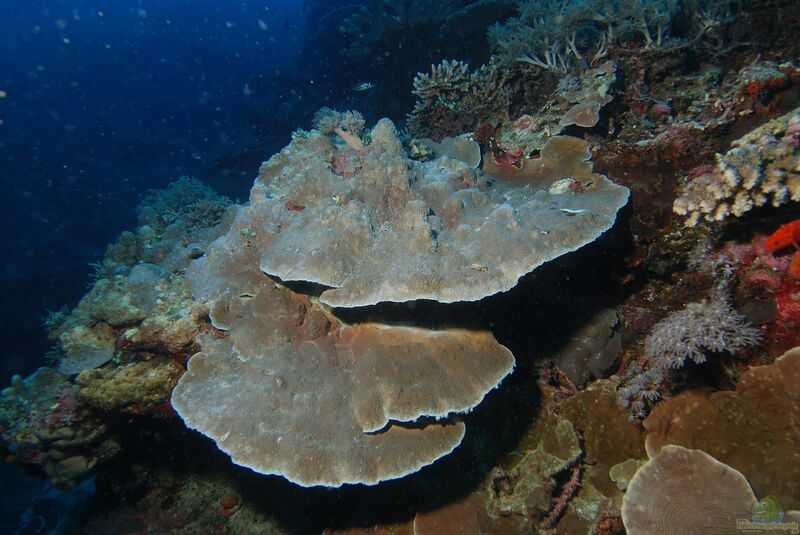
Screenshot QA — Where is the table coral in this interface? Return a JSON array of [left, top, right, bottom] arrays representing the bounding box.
[[174, 222, 515, 486], [250, 117, 628, 307]]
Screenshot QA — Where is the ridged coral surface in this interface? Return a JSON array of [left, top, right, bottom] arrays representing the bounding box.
[[622, 445, 756, 535]]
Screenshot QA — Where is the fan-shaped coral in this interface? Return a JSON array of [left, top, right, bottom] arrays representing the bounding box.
[[252, 117, 629, 307], [622, 445, 756, 535], [172, 205, 515, 487]]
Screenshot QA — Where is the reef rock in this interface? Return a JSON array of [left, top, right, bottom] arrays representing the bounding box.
[[250, 118, 628, 307], [173, 216, 514, 487]]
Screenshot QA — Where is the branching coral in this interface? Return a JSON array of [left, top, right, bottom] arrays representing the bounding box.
[[313, 107, 366, 153], [408, 59, 511, 139], [489, 0, 740, 72], [674, 105, 800, 226], [137, 176, 231, 236]]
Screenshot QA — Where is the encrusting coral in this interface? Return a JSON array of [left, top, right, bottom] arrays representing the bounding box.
[[673, 105, 800, 226], [76, 358, 183, 414], [0, 368, 119, 488], [408, 58, 615, 143], [253, 116, 629, 308], [485, 61, 616, 161]]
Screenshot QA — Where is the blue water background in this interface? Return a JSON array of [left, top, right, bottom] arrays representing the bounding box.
[[0, 0, 315, 384], [0, 1, 497, 529]]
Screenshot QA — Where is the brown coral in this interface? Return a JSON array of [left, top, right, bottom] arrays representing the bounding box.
[[622, 445, 756, 535], [173, 295, 513, 487], [173, 218, 514, 486], [643, 345, 800, 509]]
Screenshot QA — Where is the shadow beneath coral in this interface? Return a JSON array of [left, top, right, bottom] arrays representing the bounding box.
[[77, 374, 540, 534], [335, 215, 634, 364], [77, 220, 635, 534]]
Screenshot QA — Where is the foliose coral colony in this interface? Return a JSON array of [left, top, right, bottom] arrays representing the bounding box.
[[3, 0, 800, 533]]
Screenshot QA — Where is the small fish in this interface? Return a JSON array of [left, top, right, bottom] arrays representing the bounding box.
[[765, 218, 800, 279], [352, 82, 374, 92], [285, 200, 305, 212], [765, 218, 800, 252], [470, 263, 488, 272], [559, 208, 586, 216]]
